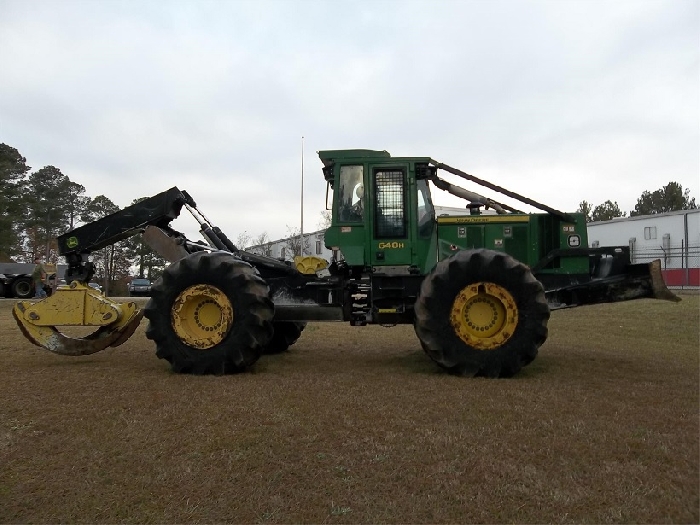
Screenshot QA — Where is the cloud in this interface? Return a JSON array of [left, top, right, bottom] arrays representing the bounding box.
[[0, 0, 697, 242]]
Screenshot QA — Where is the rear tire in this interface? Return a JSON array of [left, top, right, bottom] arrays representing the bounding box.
[[263, 321, 306, 355], [12, 277, 33, 299], [144, 251, 274, 374], [414, 249, 549, 377]]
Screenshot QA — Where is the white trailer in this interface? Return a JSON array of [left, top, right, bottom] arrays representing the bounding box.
[[587, 209, 700, 287]]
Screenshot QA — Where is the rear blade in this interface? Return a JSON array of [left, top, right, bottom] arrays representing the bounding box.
[[546, 258, 680, 310], [646, 259, 681, 302]]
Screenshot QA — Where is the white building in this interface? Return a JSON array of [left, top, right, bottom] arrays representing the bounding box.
[[247, 229, 336, 263], [587, 209, 700, 287]]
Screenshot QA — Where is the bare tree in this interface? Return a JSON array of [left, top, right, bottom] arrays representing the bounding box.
[[235, 231, 252, 250], [246, 232, 272, 257], [283, 226, 311, 259], [80, 195, 129, 295], [317, 209, 332, 229]]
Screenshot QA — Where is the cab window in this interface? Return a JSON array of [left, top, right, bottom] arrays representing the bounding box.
[[338, 165, 364, 222], [417, 179, 435, 238]]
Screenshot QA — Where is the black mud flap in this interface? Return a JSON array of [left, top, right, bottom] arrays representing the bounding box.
[[545, 259, 681, 310]]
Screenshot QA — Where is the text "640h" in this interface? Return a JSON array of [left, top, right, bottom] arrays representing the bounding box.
[[378, 241, 405, 249]]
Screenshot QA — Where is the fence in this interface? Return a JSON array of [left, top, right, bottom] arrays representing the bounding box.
[[631, 241, 700, 288]]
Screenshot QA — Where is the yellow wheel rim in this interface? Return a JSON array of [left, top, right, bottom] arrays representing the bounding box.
[[171, 284, 233, 349], [450, 282, 518, 350]]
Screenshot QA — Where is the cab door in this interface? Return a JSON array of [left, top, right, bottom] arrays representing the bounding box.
[[325, 164, 366, 266], [368, 163, 414, 268]]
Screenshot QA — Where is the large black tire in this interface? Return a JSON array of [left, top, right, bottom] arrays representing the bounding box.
[[263, 321, 306, 355], [144, 251, 274, 374], [12, 277, 33, 299], [414, 249, 549, 377]]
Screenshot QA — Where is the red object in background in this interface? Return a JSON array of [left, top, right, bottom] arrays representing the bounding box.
[[661, 268, 700, 286]]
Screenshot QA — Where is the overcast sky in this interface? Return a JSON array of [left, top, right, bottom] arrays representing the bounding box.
[[1, 0, 698, 242]]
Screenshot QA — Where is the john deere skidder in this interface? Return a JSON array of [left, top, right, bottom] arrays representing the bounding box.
[[13, 150, 679, 377]]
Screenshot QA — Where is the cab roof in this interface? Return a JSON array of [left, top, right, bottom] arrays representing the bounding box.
[[317, 149, 390, 167], [317, 149, 433, 168]]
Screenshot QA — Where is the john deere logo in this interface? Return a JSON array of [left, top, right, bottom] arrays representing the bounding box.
[[66, 236, 79, 248], [567, 234, 581, 248]]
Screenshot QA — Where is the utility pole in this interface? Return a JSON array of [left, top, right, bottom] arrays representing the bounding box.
[[300, 135, 304, 256]]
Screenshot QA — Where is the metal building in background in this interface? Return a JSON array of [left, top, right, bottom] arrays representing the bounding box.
[[587, 209, 700, 288]]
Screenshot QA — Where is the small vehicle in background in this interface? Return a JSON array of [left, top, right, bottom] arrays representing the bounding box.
[[88, 282, 103, 293], [128, 278, 152, 297], [0, 263, 67, 299]]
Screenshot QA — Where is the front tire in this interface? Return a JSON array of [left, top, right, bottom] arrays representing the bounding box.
[[144, 252, 274, 374], [414, 249, 549, 377]]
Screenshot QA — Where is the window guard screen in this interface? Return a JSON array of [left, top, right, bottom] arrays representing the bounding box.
[[374, 169, 406, 238]]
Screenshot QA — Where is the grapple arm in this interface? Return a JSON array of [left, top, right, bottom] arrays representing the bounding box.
[[14, 187, 196, 356], [57, 187, 195, 282]]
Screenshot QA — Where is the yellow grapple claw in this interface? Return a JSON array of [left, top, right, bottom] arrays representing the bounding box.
[[12, 283, 144, 356]]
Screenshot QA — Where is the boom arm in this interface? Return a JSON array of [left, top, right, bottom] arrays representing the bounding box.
[[430, 160, 577, 222], [57, 187, 196, 283], [56, 185, 297, 284], [428, 176, 511, 214]]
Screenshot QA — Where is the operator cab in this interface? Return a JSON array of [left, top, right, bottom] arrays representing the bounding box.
[[320, 150, 437, 275]]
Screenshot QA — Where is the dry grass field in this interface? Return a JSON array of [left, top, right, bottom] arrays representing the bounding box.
[[0, 295, 698, 524]]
